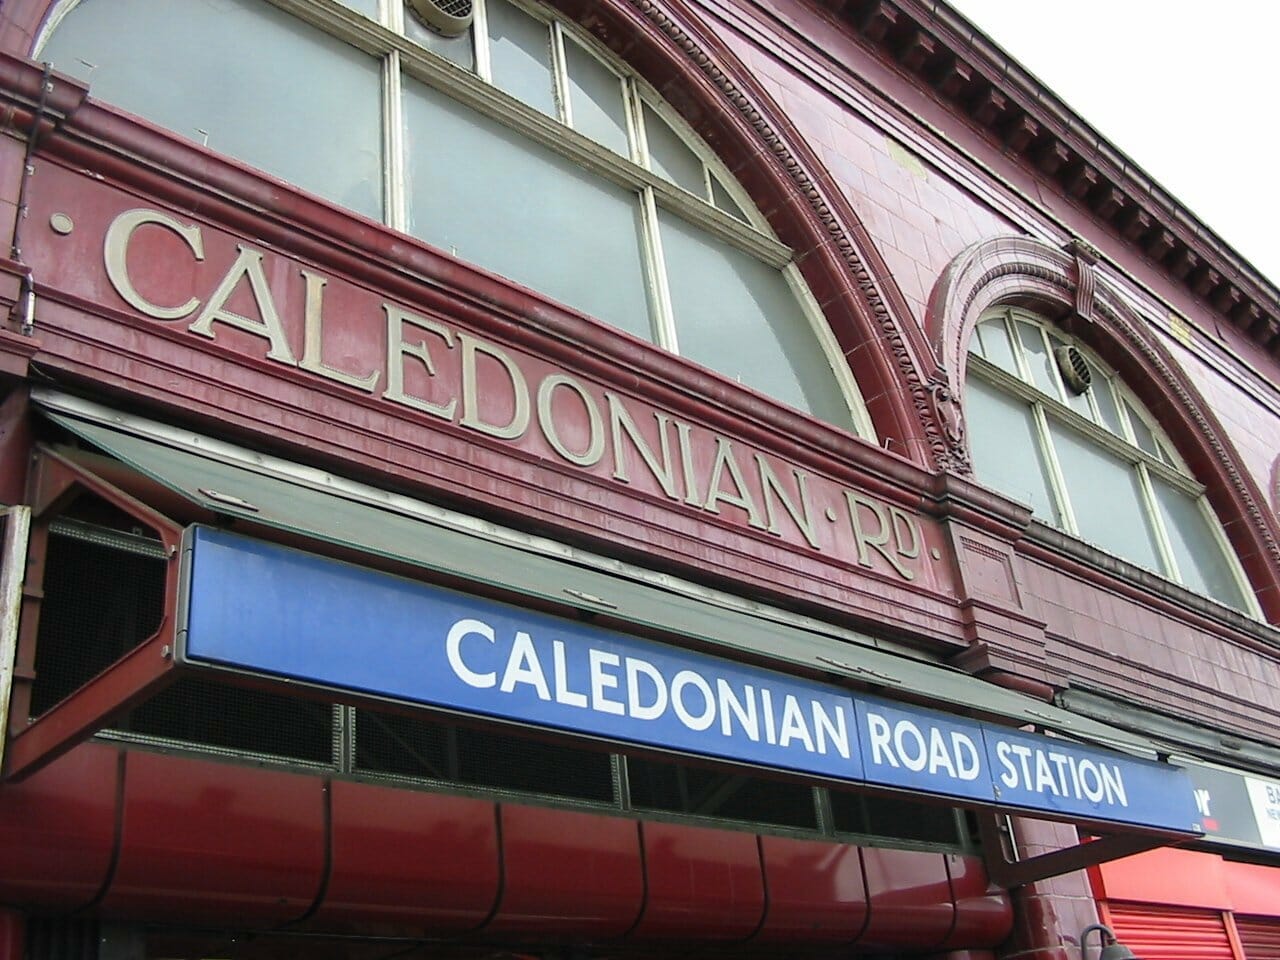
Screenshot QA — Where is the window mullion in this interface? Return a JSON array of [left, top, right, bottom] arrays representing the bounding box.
[[1037, 325, 1072, 404], [382, 50, 407, 232], [1137, 461, 1183, 583], [335, 704, 355, 773], [1032, 401, 1077, 534], [640, 186, 678, 352], [1002, 309, 1035, 386], [549, 20, 571, 126], [474, 0, 494, 82], [973, 356, 1205, 499], [382, 0, 402, 31], [623, 76, 645, 167]]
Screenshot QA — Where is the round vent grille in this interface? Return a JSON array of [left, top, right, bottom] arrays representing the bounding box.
[[407, 0, 474, 36], [1053, 344, 1092, 394]]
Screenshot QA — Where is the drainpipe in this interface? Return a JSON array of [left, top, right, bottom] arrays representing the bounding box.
[[8, 63, 54, 336]]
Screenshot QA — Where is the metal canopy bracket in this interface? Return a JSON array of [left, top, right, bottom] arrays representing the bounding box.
[[976, 811, 1189, 887], [2, 446, 185, 781]]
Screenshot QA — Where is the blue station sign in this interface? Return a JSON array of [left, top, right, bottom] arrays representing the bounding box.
[[177, 527, 1203, 834]]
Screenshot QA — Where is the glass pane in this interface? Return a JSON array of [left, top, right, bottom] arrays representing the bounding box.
[[965, 379, 1058, 521], [710, 177, 750, 223], [1016, 320, 1059, 397], [338, 0, 379, 16], [1048, 421, 1162, 571], [657, 209, 852, 427], [487, 0, 556, 116], [1125, 400, 1163, 459], [974, 316, 1016, 375], [403, 78, 653, 339], [562, 37, 629, 156], [643, 104, 706, 197], [406, 16, 476, 70], [41, 0, 384, 220], [1092, 376, 1125, 436], [1151, 479, 1249, 610]]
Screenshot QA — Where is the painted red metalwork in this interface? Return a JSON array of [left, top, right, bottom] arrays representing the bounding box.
[[943, 852, 1015, 949], [3, 446, 184, 781], [486, 804, 645, 937], [0, 909, 21, 960], [100, 751, 326, 924], [751, 835, 868, 943], [315, 779, 501, 935], [861, 846, 956, 949], [629, 820, 765, 941], [0, 740, 1016, 952], [0, 741, 118, 909]]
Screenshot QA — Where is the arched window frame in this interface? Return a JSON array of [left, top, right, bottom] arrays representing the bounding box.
[[927, 236, 1280, 625], [967, 304, 1260, 617], [34, 0, 877, 440]]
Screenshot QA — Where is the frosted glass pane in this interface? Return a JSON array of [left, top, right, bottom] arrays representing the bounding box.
[[1093, 377, 1125, 436], [974, 317, 1016, 375], [407, 16, 476, 70], [966, 379, 1058, 521], [710, 177, 749, 223], [339, 0, 378, 16], [1048, 421, 1162, 571], [1152, 479, 1248, 610], [1125, 400, 1162, 459], [404, 79, 652, 339], [1016, 320, 1058, 397], [643, 105, 706, 197], [563, 38, 629, 156], [658, 210, 851, 427], [1064, 385, 1094, 421], [42, 0, 383, 220], [487, 0, 555, 116]]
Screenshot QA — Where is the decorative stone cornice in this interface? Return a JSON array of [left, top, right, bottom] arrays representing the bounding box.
[[838, 0, 1280, 357]]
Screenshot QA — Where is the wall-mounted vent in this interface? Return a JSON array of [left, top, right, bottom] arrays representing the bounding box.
[[1054, 344, 1092, 394], [407, 0, 474, 36]]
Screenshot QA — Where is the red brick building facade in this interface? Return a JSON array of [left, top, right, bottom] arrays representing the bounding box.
[[0, 1, 1277, 958]]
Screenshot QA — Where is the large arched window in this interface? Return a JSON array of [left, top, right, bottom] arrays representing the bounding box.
[[966, 306, 1257, 615], [37, 0, 873, 437]]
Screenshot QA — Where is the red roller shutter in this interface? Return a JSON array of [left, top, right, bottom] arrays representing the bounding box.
[[1236, 918, 1280, 960], [1104, 903, 1236, 960]]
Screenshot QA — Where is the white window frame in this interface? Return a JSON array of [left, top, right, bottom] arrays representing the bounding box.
[[967, 306, 1259, 617], [38, 0, 876, 441]]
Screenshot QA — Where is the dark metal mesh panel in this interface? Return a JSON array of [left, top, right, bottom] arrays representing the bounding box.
[[115, 677, 336, 764], [829, 789, 962, 845], [24, 918, 98, 960], [626, 757, 818, 829], [30, 530, 167, 716], [354, 708, 616, 803]]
